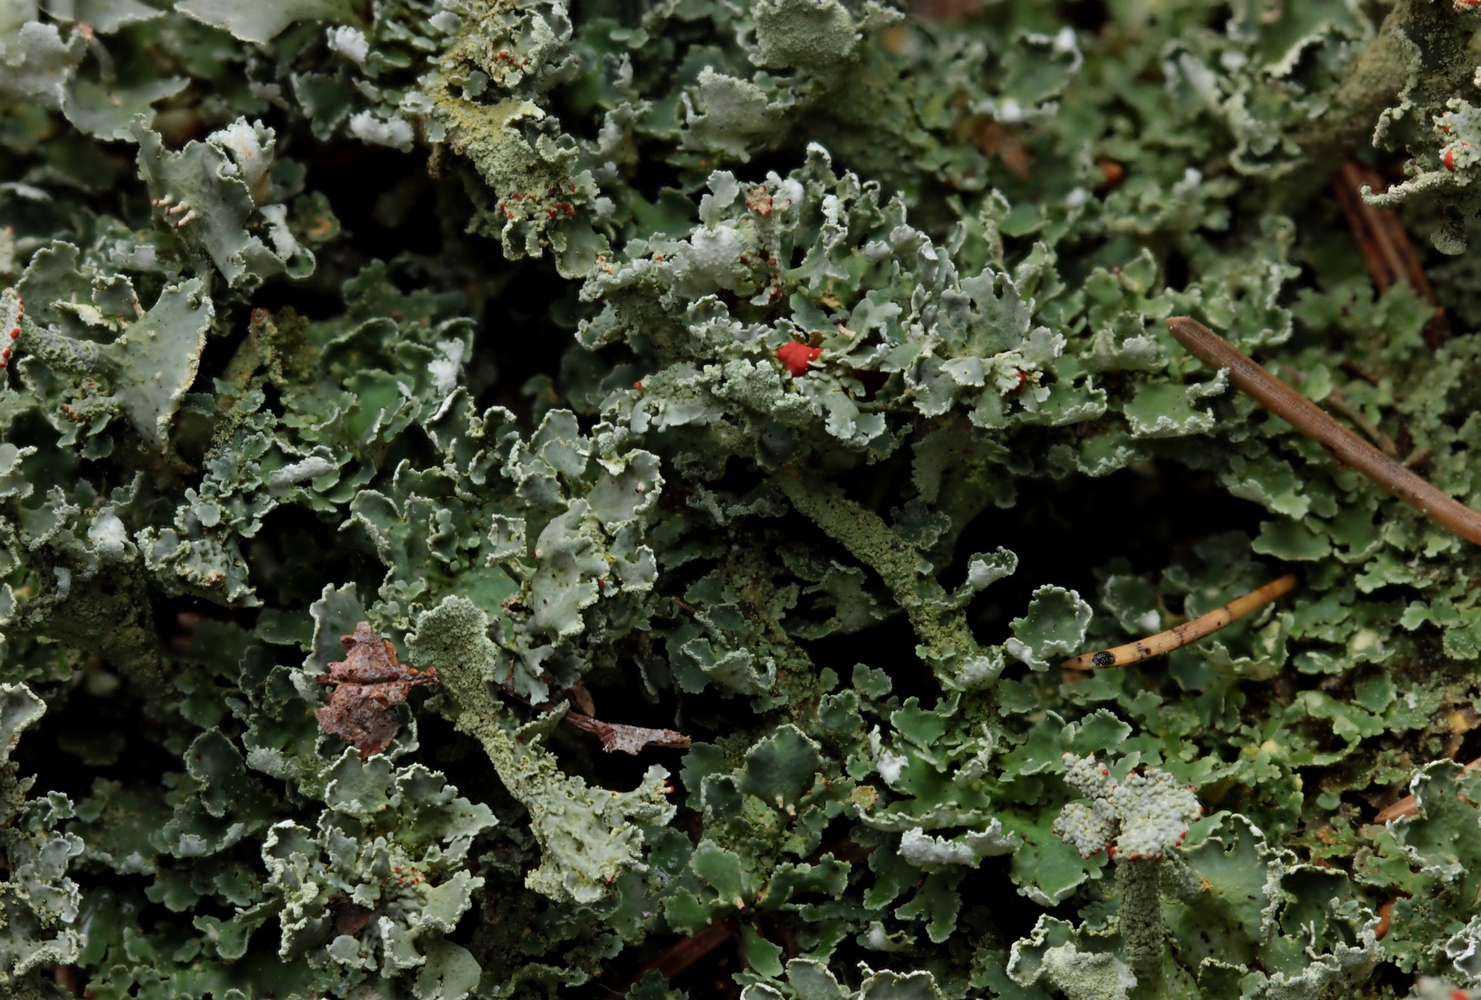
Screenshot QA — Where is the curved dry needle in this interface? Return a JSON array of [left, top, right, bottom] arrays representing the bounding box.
[[1167, 316, 1481, 547], [1063, 574, 1297, 670]]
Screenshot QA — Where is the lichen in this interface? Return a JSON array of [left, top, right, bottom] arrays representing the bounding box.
[[0, 0, 1479, 996]]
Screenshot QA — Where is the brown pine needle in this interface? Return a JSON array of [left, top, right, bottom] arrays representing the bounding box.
[[624, 916, 738, 990], [1374, 757, 1481, 824], [1334, 160, 1449, 349], [1167, 317, 1481, 548], [1063, 574, 1297, 670]]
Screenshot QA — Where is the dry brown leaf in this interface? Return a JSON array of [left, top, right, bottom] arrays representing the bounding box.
[[329, 893, 372, 937], [564, 711, 691, 755], [315, 621, 439, 759]]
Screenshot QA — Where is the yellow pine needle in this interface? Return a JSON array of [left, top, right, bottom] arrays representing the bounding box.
[[1063, 574, 1297, 670]]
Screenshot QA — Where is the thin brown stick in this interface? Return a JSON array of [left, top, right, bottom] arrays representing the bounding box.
[[1063, 574, 1297, 670], [1167, 317, 1481, 547]]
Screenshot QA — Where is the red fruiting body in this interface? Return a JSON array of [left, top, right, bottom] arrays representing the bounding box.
[[1446, 148, 1457, 171], [1107, 845, 1116, 857], [777, 342, 822, 376], [9, 328, 17, 339], [1100, 768, 1109, 775]]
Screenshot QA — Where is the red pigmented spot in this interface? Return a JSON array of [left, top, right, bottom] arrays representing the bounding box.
[[9, 328, 17, 339], [1107, 845, 1116, 858], [1446, 148, 1457, 171], [777, 341, 822, 376], [745, 187, 773, 217], [1453, 992, 1470, 1000], [1100, 768, 1109, 775]]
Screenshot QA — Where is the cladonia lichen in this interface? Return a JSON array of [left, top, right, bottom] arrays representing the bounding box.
[[0, 0, 1475, 996]]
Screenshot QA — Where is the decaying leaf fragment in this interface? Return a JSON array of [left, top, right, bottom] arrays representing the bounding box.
[[315, 622, 439, 759], [564, 711, 692, 755]]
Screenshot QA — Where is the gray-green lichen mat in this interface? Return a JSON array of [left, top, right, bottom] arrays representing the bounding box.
[[3, 0, 1481, 997]]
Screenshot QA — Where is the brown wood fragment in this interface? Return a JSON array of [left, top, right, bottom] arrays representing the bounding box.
[[1333, 159, 1450, 349], [315, 622, 438, 759], [1167, 317, 1481, 548], [564, 711, 692, 755]]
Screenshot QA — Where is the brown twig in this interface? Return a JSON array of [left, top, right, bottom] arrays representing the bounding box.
[[1167, 317, 1481, 547], [1333, 159, 1450, 349], [1063, 575, 1297, 670]]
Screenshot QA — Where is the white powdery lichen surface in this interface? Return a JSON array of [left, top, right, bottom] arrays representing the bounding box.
[[1052, 752, 1202, 859]]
